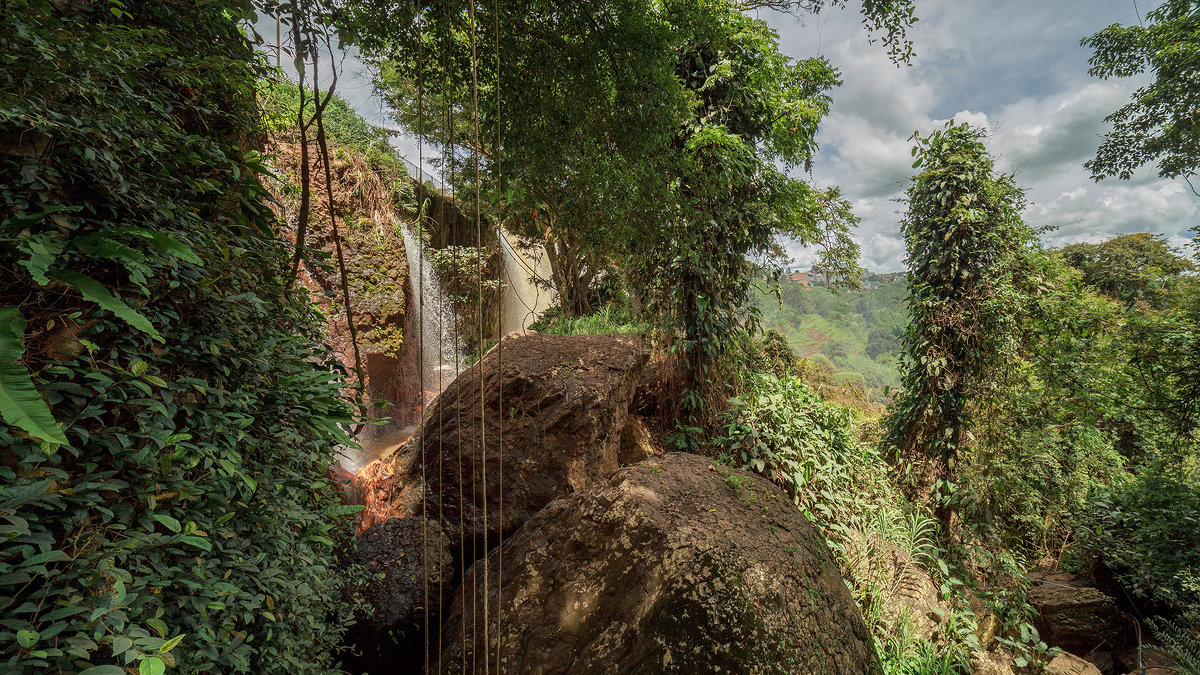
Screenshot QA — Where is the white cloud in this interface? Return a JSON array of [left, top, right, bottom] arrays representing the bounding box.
[[769, 1, 1198, 272]]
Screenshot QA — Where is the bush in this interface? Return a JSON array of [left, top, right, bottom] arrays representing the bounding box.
[[528, 304, 643, 336], [712, 373, 880, 524], [1075, 469, 1200, 617], [1, 4, 356, 672]]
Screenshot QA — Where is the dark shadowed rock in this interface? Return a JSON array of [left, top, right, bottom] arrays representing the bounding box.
[[359, 332, 650, 547], [617, 415, 656, 465], [353, 517, 454, 630], [438, 453, 882, 674]]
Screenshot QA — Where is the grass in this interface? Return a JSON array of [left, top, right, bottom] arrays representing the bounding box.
[[529, 304, 645, 335]]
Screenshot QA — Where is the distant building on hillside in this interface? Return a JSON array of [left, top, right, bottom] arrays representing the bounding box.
[[785, 270, 810, 285], [783, 268, 834, 286]]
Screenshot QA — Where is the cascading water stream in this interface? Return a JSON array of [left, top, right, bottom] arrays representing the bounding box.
[[499, 230, 557, 335], [401, 222, 466, 397], [337, 221, 467, 473]]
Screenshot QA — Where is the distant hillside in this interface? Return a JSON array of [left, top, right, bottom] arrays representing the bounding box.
[[753, 276, 908, 396]]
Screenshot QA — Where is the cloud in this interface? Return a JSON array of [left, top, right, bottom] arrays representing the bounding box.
[[768, 1, 1197, 272]]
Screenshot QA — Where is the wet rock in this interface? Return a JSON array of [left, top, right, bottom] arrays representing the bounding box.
[[438, 453, 881, 674], [360, 332, 650, 546]]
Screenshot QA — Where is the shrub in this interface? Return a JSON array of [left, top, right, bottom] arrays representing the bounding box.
[[528, 304, 643, 336], [712, 373, 881, 525], [1075, 469, 1200, 617], [1, 3, 356, 672]]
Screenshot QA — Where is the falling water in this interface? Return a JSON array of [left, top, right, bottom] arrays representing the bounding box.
[[499, 230, 557, 335], [401, 222, 467, 403], [337, 222, 467, 474]]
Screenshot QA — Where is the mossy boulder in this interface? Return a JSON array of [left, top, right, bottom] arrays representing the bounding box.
[[437, 452, 881, 674]]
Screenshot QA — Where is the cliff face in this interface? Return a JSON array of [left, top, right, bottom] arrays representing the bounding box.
[[265, 139, 419, 440]]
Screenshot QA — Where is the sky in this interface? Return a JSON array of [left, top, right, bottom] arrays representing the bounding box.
[[258, 1, 1198, 273], [760, 0, 1198, 271]]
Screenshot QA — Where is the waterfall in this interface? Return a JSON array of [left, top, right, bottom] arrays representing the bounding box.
[[499, 230, 557, 335], [338, 222, 466, 474], [401, 223, 467, 401]]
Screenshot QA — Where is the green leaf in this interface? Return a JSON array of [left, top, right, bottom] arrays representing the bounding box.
[[79, 667, 126, 675], [179, 535, 211, 551], [48, 269, 164, 342], [151, 514, 181, 533], [159, 634, 185, 653], [0, 307, 68, 446], [139, 656, 166, 675], [111, 635, 132, 657], [17, 629, 39, 648], [146, 618, 168, 639], [18, 235, 66, 285], [145, 232, 202, 265]]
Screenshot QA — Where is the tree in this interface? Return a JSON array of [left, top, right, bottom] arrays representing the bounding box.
[[883, 123, 1036, 529], [345, 0, 686, 317], [1057, 232, 1195, 309], [345, 0, 915, 320], [1083, 0, 1200, 189], [1, 1, 356, 671], [631, 0, 862, 423]]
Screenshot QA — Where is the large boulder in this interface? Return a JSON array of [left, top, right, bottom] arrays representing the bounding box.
[[1027, 570, 1133, 671], [358, 332, 650, 545], [438, 453, 881, 674]]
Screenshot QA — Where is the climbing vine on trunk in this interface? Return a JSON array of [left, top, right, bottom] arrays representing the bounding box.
[[883, 122, 1036, 530]]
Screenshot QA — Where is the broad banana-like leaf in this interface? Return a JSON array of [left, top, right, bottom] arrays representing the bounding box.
[[0, 306, 68, 446]]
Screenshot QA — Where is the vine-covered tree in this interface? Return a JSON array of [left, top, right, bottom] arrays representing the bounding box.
[[632, 1, 859, 424], [883, 123, 1036, 528]]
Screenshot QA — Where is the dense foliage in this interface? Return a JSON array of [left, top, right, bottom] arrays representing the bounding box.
[[1076, 470, 1200, 620], [1057, 232, 1195, 309], [882, 123, 1037, 523], [714, 373, 877, 522], [1, 2, 355, 672]]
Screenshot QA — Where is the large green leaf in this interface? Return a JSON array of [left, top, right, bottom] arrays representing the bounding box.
[[114, 227, 203, 265], [49, 269, 164, 342], [0, 307, 68, 446], [17, 234, 66, 285]]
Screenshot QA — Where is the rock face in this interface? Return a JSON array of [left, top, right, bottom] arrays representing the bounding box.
[[1028, 570, 1133, 672], [842, 532, 946, 643], [360, 332, 650, 545], [617, 415, 656, 465], [438, 453, 881, 674], [352, 517, 454, 630], [1048, 652, 1103, 675], [970, 650, 1017, 675]]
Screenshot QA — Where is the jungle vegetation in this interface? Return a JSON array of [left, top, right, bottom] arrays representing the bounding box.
[[1, 0, 1197, 673]]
